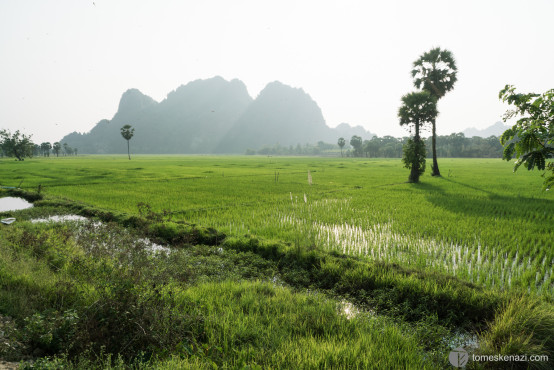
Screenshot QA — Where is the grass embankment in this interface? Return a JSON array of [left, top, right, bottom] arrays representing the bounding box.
[[1, 191, 552, 369]]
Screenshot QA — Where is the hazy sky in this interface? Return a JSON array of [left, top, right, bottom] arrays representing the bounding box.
[[1, 0, 553, 143]]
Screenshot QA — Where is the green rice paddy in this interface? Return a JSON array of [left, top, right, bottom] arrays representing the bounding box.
[[3, 155, 552, 295]]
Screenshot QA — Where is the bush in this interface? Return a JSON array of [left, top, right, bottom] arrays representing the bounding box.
[[22, 309, 78, 356], [402, 138, 426, 178], [70, 274, 203, 361]]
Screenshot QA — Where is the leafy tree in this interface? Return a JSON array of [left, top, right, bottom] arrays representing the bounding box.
[[412, 47, 457, 176], [366, 136, 381, 158], [362, 140, 371, 157], [120, 125, 135, 160], [0, 130, 34, 161], [40, 142, 52, 157], [337, 137, 346, 157], [349, 135, 363, 157], [499, 85, 554, 190], [53, 142, 61, 157], [398, 91, 438, 182]]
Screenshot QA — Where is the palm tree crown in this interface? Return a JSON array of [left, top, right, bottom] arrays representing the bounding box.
[[120, 124, 135, 160], [398, 91, 438, 131], [411, 47, 457, 99], [120, 125, 135, 141]]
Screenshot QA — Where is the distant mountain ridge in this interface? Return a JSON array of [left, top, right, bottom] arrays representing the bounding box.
[[462, 121, 509, 138], [329, 123, 374, 142], [60, 77, 375, 154]]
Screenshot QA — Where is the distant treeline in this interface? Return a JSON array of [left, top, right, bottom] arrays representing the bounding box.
[[246, 141, 337, 156], [0, 129, 78, 160], [246, 133, 504, 158]]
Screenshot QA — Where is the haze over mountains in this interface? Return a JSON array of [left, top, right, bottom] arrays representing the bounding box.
[[61, 77, 375, 154], [462, 121, 510, 138]]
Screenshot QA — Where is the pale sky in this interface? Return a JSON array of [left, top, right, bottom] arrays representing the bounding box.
[[1, 0, 553, 144]]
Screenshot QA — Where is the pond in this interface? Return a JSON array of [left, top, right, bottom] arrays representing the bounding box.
[[0, 197, 33, 212]]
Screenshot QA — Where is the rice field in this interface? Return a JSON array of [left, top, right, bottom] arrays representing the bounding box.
[[1, 155, 552, 295]]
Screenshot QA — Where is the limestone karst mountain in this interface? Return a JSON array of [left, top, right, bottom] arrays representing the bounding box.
[[214, 81, 330, 153], [60, 77, 374, 154]]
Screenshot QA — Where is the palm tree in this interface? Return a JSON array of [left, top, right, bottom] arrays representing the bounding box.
[[398, 91, 438, 183], [412, 47, 457, 176], [120, 124, 135, 160], [53, 142, 61, 157]]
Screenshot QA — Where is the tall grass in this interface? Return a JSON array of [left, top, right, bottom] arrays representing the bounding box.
[[477, 295, 554, 369], [0, 216, 439, 368]]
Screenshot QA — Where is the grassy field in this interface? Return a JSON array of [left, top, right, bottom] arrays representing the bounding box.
[[2, 155, 553, 293], [1, 155, 553, 368]]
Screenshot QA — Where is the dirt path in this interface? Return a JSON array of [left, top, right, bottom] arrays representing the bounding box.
[[0, 361, 19, 370]]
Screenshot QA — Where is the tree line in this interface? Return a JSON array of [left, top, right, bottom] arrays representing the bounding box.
[[0, 130, 78, 160], [339, 133, 503, 159], [242, 133, 503, 158]]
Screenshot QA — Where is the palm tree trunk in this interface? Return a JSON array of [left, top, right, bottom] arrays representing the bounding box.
[[127, 140, 131, 160], [431, 118, 440, 176], [410, 122, 421, 183]]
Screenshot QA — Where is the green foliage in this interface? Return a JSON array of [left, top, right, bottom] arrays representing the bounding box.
[[402, 138, 426, 176], [0, 129, 35, 161], [39, 142, 52, 157], [398, 91, 438, 133], [52, 142, 61, 157], [120, 124, 135, 141], [398, 91, 436, 181], [499, 85, 554, 190], [349, 135, 363, 157], [23, 309, 79, 355], [412, 47, 458, 100]]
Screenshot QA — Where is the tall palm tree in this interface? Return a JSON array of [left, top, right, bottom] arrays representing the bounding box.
[[398, 91, 438, 183], [120, 124, 135, 160], [412, 47, 457, 176]]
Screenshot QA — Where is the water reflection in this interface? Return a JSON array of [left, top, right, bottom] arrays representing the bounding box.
[[0, 197, 33, 212]]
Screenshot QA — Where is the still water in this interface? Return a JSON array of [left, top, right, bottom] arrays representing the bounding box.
[[0, 197, 33, 212]]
